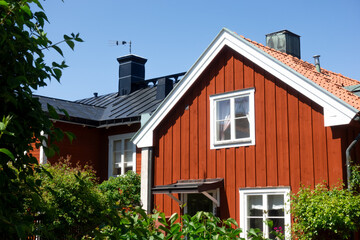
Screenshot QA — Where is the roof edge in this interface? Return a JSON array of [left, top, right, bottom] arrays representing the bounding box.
[[132, 28, 359, 148]]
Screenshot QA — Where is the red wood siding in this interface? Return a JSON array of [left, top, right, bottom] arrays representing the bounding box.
[[44, 122, 141, 181], [152, 47, 360, 222]]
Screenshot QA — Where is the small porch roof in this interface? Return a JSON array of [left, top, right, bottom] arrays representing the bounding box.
[[152, 178, 224, 194]]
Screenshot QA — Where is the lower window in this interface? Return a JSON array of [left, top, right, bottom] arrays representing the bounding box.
[[239, 187, 290, 239], [108, 133, 136, 177], [183, 190, 219, 216]]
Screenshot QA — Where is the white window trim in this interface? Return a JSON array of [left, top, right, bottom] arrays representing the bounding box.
[[39, 130, 48, 164], [182, 189, 220, 215], [239, 187, 291, 239], [108, 132, 136, 178], [210, 88, 255, 149]]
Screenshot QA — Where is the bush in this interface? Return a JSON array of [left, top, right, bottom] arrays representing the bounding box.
[[291, 183, 360, 239], [98, 171, 141, 208], [31, 157, 109, 239]]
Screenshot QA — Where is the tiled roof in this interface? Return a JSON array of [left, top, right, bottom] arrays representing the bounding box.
[[240, 35, 360, 111]]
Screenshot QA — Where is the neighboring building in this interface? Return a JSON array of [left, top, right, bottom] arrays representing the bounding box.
[[133, 28, 360, 239], [33, 54, 185, 181]]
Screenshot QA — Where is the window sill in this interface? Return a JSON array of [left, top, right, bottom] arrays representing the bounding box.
[[211, 139, 255, 149]]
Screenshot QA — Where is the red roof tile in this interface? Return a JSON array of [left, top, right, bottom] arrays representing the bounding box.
[[241, 36, 360, 111]]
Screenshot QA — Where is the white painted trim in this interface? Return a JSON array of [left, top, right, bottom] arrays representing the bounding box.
[[108, 132, 136, 178], [140, 147, 152, 213], [209, 88, 255, 149], [39, 131, 48, 165], [132, 28, 358, 148], [239, 187, 291, 239]]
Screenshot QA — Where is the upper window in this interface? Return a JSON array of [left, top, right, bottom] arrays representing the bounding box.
[[239, 187, 291, 239], [108, 133, 136, 178], [210, 88, 255, 149]]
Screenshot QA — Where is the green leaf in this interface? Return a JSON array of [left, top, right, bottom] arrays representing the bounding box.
[[52, 45, 64, 57], [65, 131, 76, 144], [53, 68, 62, 81], [0, 148, 14, 160], [65, 40, 75, 50], [47, 104, 59, 119], [0, 1, 8, 7], [20, 5, 32, 16]]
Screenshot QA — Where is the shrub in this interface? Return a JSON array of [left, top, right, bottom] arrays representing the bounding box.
[[291, 183, 360, 239], [98, 171, 141, 208], [31, 157, 109, 239]]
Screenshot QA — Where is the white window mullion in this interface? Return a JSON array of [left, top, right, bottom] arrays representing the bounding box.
[[230, 98, 236, 141], [121, 139, 125, 175], [263, 194, 269, 238]]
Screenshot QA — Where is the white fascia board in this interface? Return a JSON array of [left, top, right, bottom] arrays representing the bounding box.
[[132, 30, 229, 147], [133, 28, 358, 148]]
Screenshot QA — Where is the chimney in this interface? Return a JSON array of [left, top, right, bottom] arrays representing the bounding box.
[[156, 77, 173, 100], [266, 30, 301, 59], [117, 55, 147, 96], [313, 55, 321, 73]]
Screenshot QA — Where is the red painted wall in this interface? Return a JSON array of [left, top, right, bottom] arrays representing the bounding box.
[[32, 121, 142, 181], [152, 47, 360, 222]]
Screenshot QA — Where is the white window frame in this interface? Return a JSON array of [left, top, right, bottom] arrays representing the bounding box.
[[210, 88, 255, 149], [108, 132, 136, 178], [182, 189, 220, 216], [239, 187, 291, 239]]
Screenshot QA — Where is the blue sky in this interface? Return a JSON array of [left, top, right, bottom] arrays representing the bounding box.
[[34, 0, 360, 101]]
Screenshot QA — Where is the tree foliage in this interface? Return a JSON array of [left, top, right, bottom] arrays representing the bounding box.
[[0, 0, 82, 238], [98, 171, 141, 208], [291, 183, 360, 239], [31, 157, 109, 239]]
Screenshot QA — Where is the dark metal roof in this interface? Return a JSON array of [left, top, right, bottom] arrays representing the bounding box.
[[343, 84, 360, 97], [36, 72, 186, 127], [152, 178, 224, 194], [36, 95, 105, 121]]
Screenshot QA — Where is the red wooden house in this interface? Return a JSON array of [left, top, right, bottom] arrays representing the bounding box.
[[33, 55, 185, 181], [133, 28, 360, 238]]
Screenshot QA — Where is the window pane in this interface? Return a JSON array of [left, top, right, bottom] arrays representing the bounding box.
[[113, 167, 121, 176], [217, 120, 231, 141], [235, 118, 250, 139], [247, 195, 263, 216], [268, 195, 284, 216], [114, 152, 121, 164], [125, 166, 133, 173], [114, 140, 122, 151], [268, 218, 285, 239], [235, 96, 249, 117], [187, 193, 214, 216], [247, 218, 263, 231], [124, 150, 133, 163], [216, 100, 230, 120], [124, 139, 133, 151]]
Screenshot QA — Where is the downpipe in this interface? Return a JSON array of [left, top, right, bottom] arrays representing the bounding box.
[[345, 133, 360, 190]]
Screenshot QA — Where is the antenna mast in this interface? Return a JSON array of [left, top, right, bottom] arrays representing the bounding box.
[[114, 40, 132, 54]]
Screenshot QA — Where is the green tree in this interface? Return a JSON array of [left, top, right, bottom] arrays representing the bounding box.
[[0, 0, 82, 238], [31, 157, 109, 239], [291, 183, 360, 239]]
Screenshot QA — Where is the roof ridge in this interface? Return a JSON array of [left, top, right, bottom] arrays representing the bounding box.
[[35, 94, 106, 109], [238, 34, 359, 84]]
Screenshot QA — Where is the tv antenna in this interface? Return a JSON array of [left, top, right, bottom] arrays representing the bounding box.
[[111, 40, 131, 54]]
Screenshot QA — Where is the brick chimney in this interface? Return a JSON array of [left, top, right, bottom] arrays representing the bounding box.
[[117, 55, 147, 96]]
